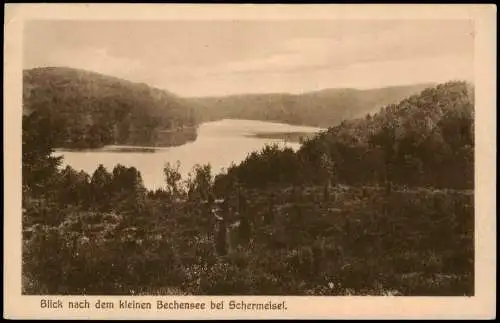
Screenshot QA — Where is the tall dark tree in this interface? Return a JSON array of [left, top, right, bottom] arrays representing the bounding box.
[[58, 165, 90, 206], [22, 112, 62, 198], [90, 164, 113, 210], [238, 215, 251, 247], [215, 219, 228, 256]]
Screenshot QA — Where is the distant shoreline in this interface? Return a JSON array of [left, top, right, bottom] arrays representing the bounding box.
[[247, 131, 319, 143], [52, 120, 324, 152], [54, 145, 165, 153]]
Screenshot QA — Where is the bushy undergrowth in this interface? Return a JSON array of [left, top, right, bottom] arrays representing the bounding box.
[[22, 180, 473, 296]]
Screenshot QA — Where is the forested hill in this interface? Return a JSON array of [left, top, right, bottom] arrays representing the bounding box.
[[23, 67, 198, 149], [189, 83, 434, 128], [218, 81, 474, 190], [23, 67, 434, 149]]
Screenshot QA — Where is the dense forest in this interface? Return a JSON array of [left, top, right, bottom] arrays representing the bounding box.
[[219, 81, 474, 190], [22, 81, 474, 296], [23, 67, 198, 149], [189, 84, 433, 128]]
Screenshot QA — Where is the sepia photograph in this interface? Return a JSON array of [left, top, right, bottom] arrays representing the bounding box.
[[4, 3, 496, 320]]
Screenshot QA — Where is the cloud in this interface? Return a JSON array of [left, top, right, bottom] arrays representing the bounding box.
[[160, 52, 473, 97], [184, 21, 473, 79]]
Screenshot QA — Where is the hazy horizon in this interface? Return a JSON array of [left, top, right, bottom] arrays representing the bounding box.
[[24, 20, 474, 97]]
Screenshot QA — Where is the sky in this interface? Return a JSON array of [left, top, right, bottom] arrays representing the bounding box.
[[23, 20, 474, 97]]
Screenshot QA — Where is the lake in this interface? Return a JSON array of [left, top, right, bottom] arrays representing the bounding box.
[[53, 119, 325, 191]]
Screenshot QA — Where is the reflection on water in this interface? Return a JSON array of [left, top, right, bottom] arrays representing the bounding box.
[[53, 119, 324, 191]]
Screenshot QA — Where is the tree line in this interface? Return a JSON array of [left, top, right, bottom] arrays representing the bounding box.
[[217, 81, 474, 191]]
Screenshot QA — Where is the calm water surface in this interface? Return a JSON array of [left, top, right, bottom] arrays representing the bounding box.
[[54, 119, 324, 190]]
